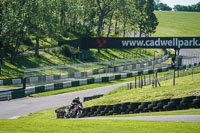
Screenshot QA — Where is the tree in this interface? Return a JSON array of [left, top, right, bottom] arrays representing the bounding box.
[[134, 0, 147, 37], [106, 10, 114, 37], [25, 0, 57, 56], [119, 0, 132, 37], [157, 3, 172, 11], [174, 2, 200, 12], [1, 0, 29, 64], [144, 0, 159, 36], [96, 0, 118, 37], [0, 1, 2, 74], [154, 0, 160, 10]]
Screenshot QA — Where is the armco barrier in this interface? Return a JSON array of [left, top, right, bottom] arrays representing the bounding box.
[[55, 96, 200, 119], [11, 89, 25, 99], [0, 65, 184, 101], [0, 91, 12, 101], [27, 54, 170, 85], [0, 78, 22, 86], [0, 54, 169, 86]]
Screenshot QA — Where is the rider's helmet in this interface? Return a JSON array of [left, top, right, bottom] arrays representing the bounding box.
[[75, 96, 80, 101]]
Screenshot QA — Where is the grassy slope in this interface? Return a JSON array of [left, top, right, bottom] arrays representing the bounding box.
[[154, 11, 200, 37], [83, 72, 200, 107], [0, 119, 199, 133]]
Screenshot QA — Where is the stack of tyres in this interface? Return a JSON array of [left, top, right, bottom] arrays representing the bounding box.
[[96, 105, 106, 116], [180, 96, 196, 109], [113, 104, 121, 115], [104, 105, 114, 116], [55, 107, 66, 119], [82, 107, 91, 117], [192, 96, 200, 108], [83, 94, 103, 102], [146, 101, 160, 112], [120, 103, 130, 114], [153, 99, 170, 112], [128, 103, 141, 114], [89, 106, 98, 117], [168, 98, 183, 110], [138, 102, 151, 113]]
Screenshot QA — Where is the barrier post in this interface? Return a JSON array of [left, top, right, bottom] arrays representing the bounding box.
[[23, 78, 26, 89], [135, 76, 137, 88]]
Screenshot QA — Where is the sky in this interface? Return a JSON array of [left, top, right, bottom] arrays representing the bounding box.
[[159, 0, 200, 7]]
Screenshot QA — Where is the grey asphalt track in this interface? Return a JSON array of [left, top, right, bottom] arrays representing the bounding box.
[[0, 82, 126, 119], [82, 115, 200, 122], [0, 49, 200, 121]]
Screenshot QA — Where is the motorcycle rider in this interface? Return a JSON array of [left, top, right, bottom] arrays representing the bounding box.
[[68, 97, 82, 111]]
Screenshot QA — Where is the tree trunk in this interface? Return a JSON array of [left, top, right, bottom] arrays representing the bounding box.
[[10, 38, 21, 64], [107, 12, 114, 37], [0, 46, 3, 75], [123, 19, 127, 37], [73, 15, 76, 32], [97, 15, 103, 37], [139, 24, 142, 37], [35, 35, 39, 56], [114, 19, 118, 35]]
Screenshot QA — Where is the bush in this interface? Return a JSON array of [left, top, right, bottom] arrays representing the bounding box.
[[61, 44, 80, 57]]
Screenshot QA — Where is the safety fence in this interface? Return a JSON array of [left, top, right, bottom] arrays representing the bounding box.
[[55, 96, 200, 118], [1, 59, 200, 101], [23, 54, 169, 86], [0, 66, 169, 101], [126, 63, 200, 89], [0, 54, 168, 87]]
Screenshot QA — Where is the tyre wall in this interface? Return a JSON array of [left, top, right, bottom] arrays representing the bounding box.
[[55, 96, 200, 118], [83, 94, 104, 102]]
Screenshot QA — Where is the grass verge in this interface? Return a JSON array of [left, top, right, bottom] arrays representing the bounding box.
[[83, 72, 200, 107], [1, 109, 200, 133], [19, 108, 200, 120], [0, 119, 200, 133]]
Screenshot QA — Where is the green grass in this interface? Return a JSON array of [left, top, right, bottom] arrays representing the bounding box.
[[154, 11, 200, 37], [1, 108, 200, 133], [0, 84, 22, 89], [83, 72, 200, 107], [1, 119, 200, 133]]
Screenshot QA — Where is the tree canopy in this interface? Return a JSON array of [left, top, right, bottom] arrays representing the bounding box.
[[174, 2, 200, 12], [0, 0, 159, 66]]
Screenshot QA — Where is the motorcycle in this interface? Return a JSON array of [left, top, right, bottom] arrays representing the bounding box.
[[64, 104, 83, 118]]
